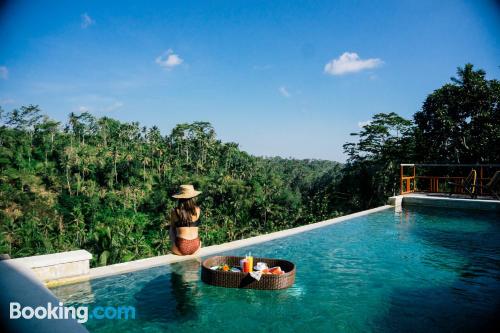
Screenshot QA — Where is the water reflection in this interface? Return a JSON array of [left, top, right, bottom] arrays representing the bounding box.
[[134, 260, 200, 323], [374, 283, 500, 333], [52, 280, 95, 305]]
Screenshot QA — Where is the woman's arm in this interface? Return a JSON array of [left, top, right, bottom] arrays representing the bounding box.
[[169, 210, 176, 242], [168, 210, 184, 255]]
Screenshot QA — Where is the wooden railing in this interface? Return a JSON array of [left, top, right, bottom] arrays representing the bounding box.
[[400, 164, 500, 196], [400, 176, 414, 194], [400, 164, 415, 194]]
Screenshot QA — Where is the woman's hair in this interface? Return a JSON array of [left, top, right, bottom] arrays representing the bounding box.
[[175, 197, 199, 223]]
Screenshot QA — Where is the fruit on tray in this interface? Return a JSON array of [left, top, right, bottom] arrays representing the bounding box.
[[269, 266, 284, 275], [210, 263, 285, 275], [211, 264, 238, 271]]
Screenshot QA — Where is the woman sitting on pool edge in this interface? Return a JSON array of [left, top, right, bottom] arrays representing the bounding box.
[[169, 185, 202, 255]]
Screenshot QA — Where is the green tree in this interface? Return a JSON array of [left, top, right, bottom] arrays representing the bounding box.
[[341, 112, 415, 208], [414, 63, 500, 163]]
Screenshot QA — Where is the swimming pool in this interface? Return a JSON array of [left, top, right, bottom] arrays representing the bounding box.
[[52, 206, 500, 332]]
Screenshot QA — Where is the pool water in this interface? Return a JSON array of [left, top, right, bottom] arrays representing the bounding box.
[[52, 206, 500, 332]]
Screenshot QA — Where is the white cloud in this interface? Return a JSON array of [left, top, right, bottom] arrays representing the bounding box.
[[324, 52, 383, 75], [103, 101, 123, 112], [0, 66, 8, 79], [0, 98, 15, 105], [358, 120, 372, 128], [81, 13, 95, 29], [279, 86, 291, 98], [253, 64, 272, 71], [74, 101, 123, 114], [155, 49, 183, 70]]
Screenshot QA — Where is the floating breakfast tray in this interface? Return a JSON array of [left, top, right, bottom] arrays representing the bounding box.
[[201, 255, 296, 290]]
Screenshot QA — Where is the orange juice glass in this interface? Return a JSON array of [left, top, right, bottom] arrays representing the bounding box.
[[247, 256, 253, 272]]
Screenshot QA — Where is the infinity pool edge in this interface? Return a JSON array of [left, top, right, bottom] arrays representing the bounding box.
[[75, 205, 392, 285]]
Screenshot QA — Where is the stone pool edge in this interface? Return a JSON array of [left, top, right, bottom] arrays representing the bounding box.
[[75, 205, 391, 285]]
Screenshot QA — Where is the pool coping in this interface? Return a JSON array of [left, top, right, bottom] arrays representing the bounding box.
[[388, 193, 500, 211], [46, 205, 391, 286]]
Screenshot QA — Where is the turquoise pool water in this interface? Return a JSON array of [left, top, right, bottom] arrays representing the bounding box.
[[52, 206, 500, 332]]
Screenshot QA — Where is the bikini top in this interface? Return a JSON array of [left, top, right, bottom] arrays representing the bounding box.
[[174, 210, 201, 228]]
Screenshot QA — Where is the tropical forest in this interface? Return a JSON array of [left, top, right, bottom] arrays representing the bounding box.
[[0, 64, 499, 266]]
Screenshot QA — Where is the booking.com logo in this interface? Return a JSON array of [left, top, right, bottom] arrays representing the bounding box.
[[10, 302, 135, 323]]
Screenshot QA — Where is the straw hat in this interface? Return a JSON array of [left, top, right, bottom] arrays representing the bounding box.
[[172, 184, 202, 199]]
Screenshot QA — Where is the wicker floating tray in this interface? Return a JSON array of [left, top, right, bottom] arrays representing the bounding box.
[[201, 255, 296, 290]]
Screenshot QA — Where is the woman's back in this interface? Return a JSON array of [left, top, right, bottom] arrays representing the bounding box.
[[173, 207, 200, 240]]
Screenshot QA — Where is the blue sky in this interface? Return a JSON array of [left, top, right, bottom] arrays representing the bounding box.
[[1, 0, 499, 161]]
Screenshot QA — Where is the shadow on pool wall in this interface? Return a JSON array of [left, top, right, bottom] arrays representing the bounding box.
[[400, 206, 500, 266], [133, 260, 201, 324], [380, 206, 500, 332], [372, 283, 500, 333]]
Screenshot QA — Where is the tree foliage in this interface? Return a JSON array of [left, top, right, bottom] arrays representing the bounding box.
[[414, 63, 500, 163], [341, 112, 415, 209], [0, 108, 341, 266]]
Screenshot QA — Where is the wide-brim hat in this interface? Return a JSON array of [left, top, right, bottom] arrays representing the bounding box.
[[172, 184, 202, 199]]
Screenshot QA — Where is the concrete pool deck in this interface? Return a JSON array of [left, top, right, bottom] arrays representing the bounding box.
[[388, 193, 500, 211], [47, 205, 392, 287]]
